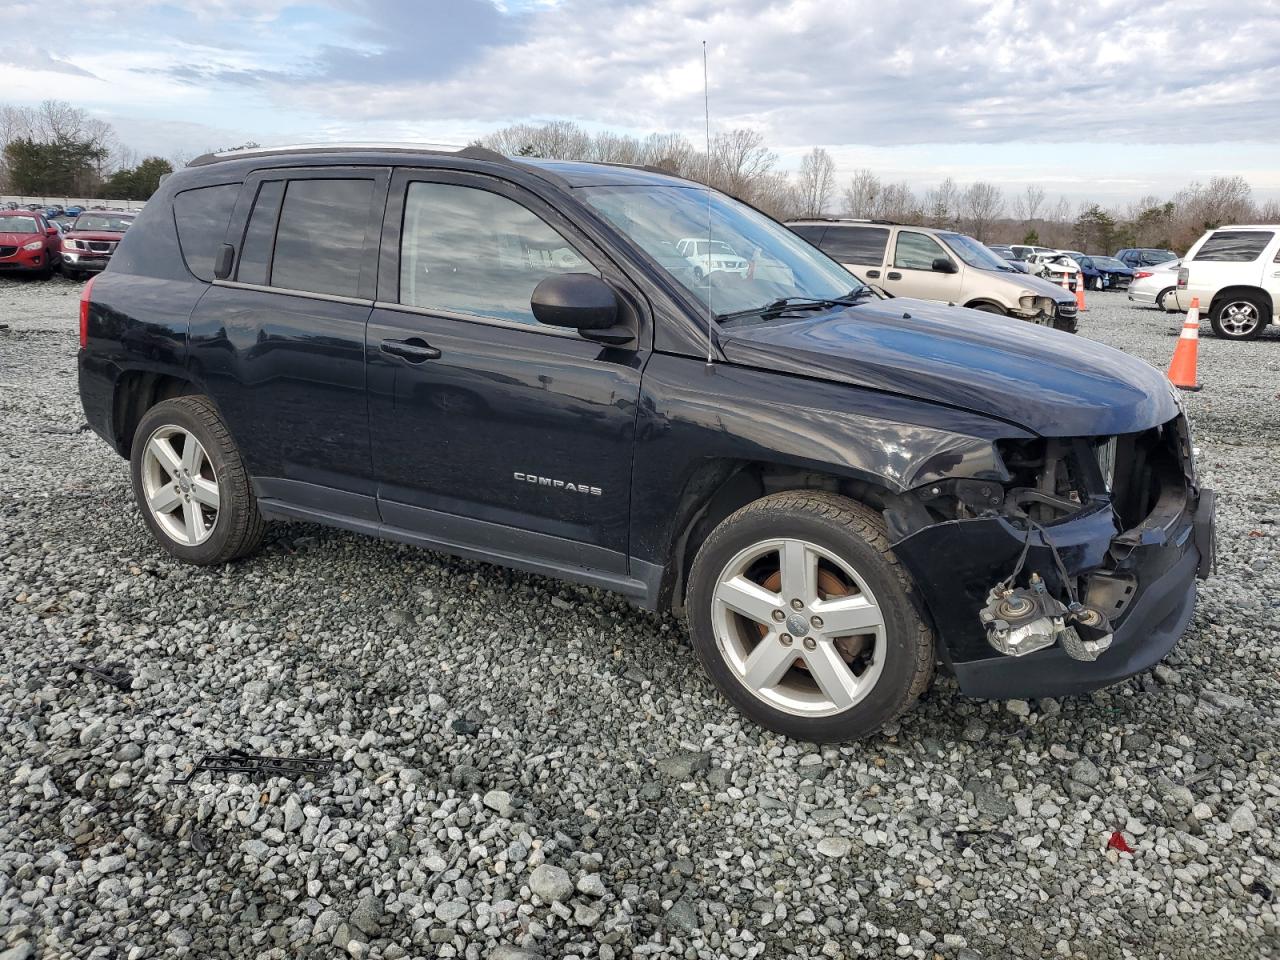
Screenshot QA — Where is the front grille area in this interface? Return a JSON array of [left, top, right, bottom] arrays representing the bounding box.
[[1057, 302, 1078, 318], [0, 246, 16, 258], [87, 241, 116, 253]]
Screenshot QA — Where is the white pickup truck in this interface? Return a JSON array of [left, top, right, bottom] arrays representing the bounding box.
[[1176, 225, 1280, 340]]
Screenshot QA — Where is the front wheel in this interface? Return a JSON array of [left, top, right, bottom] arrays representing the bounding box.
[[130, 395, 265, 565], [686, 491, 934, 741]]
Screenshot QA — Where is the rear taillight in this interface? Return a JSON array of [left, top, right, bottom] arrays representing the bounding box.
[[1135, 271, 1152, 279], [79, 274, 96, 348]]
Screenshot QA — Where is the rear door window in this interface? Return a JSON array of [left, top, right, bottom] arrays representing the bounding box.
[[173, 184, 239, 281], [1193, 231, 1274, 262], [269, 178, 376, 297], [819, 225, 889, 265], [788, 224, 828, 246]]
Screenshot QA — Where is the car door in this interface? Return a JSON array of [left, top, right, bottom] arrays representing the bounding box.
[[879, 229, 961, 302], [816, 224, 890, 283], [365, 168, 647, 571], [188, 166, 389, 519]]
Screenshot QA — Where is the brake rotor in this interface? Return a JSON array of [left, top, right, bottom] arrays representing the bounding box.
[[755, 568, 870, 664]]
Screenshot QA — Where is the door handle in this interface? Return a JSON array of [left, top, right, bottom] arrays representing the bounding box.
[[865, 269, 881, 279], [380, 337, 441, 363], [886, 271, 902, 281]]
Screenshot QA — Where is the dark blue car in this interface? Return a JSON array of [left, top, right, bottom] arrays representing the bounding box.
[[1065, 252, 1135, 291]]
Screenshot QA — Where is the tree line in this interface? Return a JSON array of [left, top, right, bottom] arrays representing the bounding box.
[[482, 121, 1278, 254], [4, 105, 1274, 245], [0, 100, 176, 200]]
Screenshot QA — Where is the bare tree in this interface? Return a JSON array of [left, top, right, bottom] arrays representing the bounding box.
[[841, 169, 881, 218], [922, 177, 960, 229], [1258, 198, 1280, 223], [1012, 184, 1045, 226], [961, 181, 1004, 241], [710, 128, 777, 198], [877, 182, 920, 223], [794, 147, 835, 218]]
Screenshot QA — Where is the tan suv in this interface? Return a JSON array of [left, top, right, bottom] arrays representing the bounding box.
[[788, 219, 1078, 332]]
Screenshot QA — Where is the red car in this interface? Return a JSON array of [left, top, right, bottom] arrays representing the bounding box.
[[60, 211, 136, 281], [0, 210, 61, 279]]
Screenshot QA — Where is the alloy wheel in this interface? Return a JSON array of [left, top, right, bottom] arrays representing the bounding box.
[[711, 537, 886, 717], [140, 425, 220, 545], [1219, 300, 1261, 336]]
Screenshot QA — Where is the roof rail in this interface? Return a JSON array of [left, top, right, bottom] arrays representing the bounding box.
[[187, 141, 473, 168]]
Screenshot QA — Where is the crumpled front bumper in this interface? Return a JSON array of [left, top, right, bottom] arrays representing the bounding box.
[[893, 485, 1213, 700]]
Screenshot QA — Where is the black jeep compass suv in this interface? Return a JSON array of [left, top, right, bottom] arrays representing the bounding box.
[[77, 143, 1214, 741]]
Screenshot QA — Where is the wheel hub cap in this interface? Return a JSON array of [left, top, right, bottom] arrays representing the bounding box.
[[712, 537, 887, 718], [140, 425, 220, 547]]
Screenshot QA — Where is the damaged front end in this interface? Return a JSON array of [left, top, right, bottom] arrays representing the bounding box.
[[888, 414, 1214, 699]]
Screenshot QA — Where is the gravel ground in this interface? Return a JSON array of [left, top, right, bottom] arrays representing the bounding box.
[[1, 275, 1277, 960]]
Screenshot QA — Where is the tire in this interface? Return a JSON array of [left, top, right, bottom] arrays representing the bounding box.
[[64, 269, 82, 283], [686, 491, 934, 742], [1156, 287, 1175, 312], [129, 395, 265, 565], [1209, 293, 1267, 340]]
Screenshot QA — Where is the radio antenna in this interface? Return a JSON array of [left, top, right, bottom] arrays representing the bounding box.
[[702, 40, 715, 369]]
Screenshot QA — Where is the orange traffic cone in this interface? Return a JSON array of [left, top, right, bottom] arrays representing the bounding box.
[[1075, 277, 1088, 312], [1167, 297, 1201, 391]]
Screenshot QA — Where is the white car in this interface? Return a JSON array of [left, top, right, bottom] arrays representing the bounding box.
[[1176, 225, 1280, 340], [676, 237, 749, 278], [1025, 250, 1081, 292], [1127, 258, 1181, 311]]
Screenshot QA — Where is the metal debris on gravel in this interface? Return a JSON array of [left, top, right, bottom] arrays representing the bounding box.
[[1, 275, 1277, 958]]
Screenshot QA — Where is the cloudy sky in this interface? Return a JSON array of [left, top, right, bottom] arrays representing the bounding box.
[[2, 0, 1278, 205]]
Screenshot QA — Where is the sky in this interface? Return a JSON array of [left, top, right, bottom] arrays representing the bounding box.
[[2, 0, 1278, 207]]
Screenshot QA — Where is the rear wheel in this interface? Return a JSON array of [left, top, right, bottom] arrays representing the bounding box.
[[686, 491, 934, 741], [130, 396, 265, 565], [1156, 287, 1175, 312], [1210, 294, 1267, 340], [969, 302, 1006, 316]]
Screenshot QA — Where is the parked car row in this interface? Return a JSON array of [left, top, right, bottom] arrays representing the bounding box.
[[0, 208, 134, 280]]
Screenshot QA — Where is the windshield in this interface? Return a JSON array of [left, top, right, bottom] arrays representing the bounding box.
[[579, 185, 863, 319], [940, 232, 1014, 271], [1093, 256, 1128, 269], [1, 216, 39, 233], [73, 214, 133, 232]]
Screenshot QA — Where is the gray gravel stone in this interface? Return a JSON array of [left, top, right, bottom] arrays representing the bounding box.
[[529, 864, 573, 903], [656, 750, 711, 778]]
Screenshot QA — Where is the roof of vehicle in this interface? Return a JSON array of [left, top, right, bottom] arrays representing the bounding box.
[[787, 217, 904, 226], [74, 210, 136, 217], [1200, 224, 1280, 231], [185, 141, 694, 190]]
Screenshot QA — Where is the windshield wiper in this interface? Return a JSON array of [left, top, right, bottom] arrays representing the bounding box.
[[716, 288, 872, 323]]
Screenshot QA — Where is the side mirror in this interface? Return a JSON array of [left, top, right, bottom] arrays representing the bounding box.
[[531, 273, 618, 330], [932, 257, 957, 274], [214, 243, 235, 280], [47, 226, 58, 236]]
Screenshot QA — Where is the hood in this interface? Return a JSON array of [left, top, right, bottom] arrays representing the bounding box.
[[719, 298, 1178, 437], [1001, 269, 1073, 301], [0, 230, 40, 244]]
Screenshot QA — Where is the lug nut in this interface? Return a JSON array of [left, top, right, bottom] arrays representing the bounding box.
[[772, 610, 785, 622], [803, 637, 816, 651], [810, 616, 823, 629], [790, 598, 803, 610], [780, 634, 792, 645]]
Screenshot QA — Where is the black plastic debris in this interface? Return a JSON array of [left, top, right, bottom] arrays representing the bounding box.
[[65, 660, 133, 691], [170, 748, 334, 784], [451, 717, 482, 736], [1251, 879, 1273, 902]]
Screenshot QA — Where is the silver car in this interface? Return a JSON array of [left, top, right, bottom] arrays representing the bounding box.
[[1127, 258, 1181, 311]]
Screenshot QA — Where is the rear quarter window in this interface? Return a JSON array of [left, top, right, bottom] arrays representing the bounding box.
[[1193, 231, 1274, 263], [820, 225, 889, 265], [173, 184, 240, 281]]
